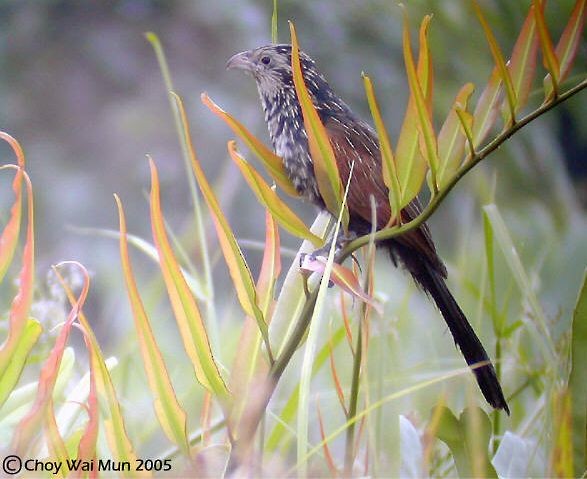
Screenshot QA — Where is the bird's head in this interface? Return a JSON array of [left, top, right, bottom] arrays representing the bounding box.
[[226, 44, 324, 97]]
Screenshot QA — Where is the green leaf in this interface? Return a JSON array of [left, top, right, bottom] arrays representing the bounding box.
[[433, 406, 497, 478], [362, 73, 401, 221], [116, 194, 191, 455], [149, 159, 229, 398], [473, 1, 517, 124], [437, 83, 475, 187], [173, 93, 273, 363], [569, 269, 587, 475], [202, 93, 299, 198], [228, 141, 322, 246], [533, 0, 561, 96], [398, 12, 438, 195], [289, 21, 349, 228], [544, 0, 586, 99]]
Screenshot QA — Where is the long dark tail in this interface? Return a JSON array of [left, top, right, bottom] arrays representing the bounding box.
[[392, 243, 510, 413]]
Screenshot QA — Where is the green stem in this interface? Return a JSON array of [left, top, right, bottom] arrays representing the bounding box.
[[344, 321, 363, 476], [339, 78, 587, 261]]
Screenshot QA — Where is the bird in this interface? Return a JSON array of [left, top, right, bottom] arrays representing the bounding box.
[[226, 44, 509, 413]]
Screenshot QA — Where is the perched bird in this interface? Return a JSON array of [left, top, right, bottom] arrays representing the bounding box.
[[227, 44, 509, 413]]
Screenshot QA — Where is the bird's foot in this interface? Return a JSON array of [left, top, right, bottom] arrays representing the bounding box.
[[299, 231, 357, 288]]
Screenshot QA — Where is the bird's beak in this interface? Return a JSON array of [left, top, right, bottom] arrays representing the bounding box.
[[226, 50, 254, 72]]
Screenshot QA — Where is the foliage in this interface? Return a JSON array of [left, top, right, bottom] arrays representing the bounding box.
[[0, 1, 585, 477]]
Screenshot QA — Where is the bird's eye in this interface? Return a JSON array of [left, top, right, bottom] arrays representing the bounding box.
[[261, 56, 271, 65]]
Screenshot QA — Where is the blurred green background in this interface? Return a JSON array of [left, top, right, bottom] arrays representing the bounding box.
[[0, 0, 585, 467]]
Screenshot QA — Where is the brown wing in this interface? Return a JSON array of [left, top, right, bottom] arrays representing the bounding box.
[[325, 116, 447, 277]]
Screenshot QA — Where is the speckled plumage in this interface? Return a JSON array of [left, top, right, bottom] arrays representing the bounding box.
[[227, 44, 509, 413]]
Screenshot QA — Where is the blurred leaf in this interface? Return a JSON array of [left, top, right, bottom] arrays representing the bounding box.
[[317, 401, 338, 477], [544, 0, 586, 98], [173, 93, 273, 363], [533, 0, 560, 95], [202, 93, 299, 198], [0, 167, 35, 403], [569, 269, 587, 475], [0, 132, 25, 283], [493, 431, 535, 477], [472, 67, 503, 149], [473, 1, 517, 124], [56, 272, 142, 475], [395, 13, 434, 201], [229, 209, 280, 436], [551, 390, 574, 477], [482, 204, 555, 362], [45, 402, 69, 478], [11, 262, 89, 455], [328, 337, 348, 417], [289, 21, 349, 228], [437, 83, 475, 187], [363, 73, 401, 221], [228, 141, 322, 245], [0, 319, 42, 409], [74, 352, 99, 477], [507, 3, 540, 119], [149, 159, 229, 398], [433, 406, 497, 478], [116, 195, 191, 455]]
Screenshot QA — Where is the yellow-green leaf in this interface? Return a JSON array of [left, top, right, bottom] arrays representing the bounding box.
[[437, 83, 475, 187], [545, 0, 586, 99], [473, 1, 517, 124], [149, 159, 229, 397], [228, 141, 322, 245], [401, 10, 439, 192], [56, 269, 142, 476], [0, 167, 35, 390], [172, 93, 273, 363], [202, 93, 299, 198], [395, 14, 433, 204], [289, 21, 348, 228], [472, 67, 502, 149], [507, 2, 540, 118], [116, 194, 191, 454], [362, 73, 401, 222], [533, 0, 561, 96]]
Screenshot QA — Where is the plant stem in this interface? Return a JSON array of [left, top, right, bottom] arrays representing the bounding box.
[[344, 320, 363, 476], [339, 78, 587, 260]]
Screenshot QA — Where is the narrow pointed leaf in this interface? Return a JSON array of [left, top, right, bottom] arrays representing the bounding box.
[[44, 401, 69, 478], [363, 73, 401, 221], [0, 168, 35, 387], [569, 269, 587, 475], [228, 141, 322, 245], [172, 93, 272, 362], [507, 3, 541, 117], [533, 0, 560, 95], [116, 194, 191, 454], [472, 67, 502, 148], [149, 159, 229, 397], [395, 15, 433, 204], [545, 0, 586, 98], [401, 11, 439, 191], [0, 318, 41, 409], [317, 402, 339, 477], [0, 132, 25, 282], [74, 355, 99, 478], [229, 209, 280, 434], [289, 21, 348, 227], [473, 1, 517, 124], [300, 256, 382, 314], [56, 270, 141, 474], [11, 263, 89, 455], [202, 93, 299, 198], [437, 83, 475, 187]]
